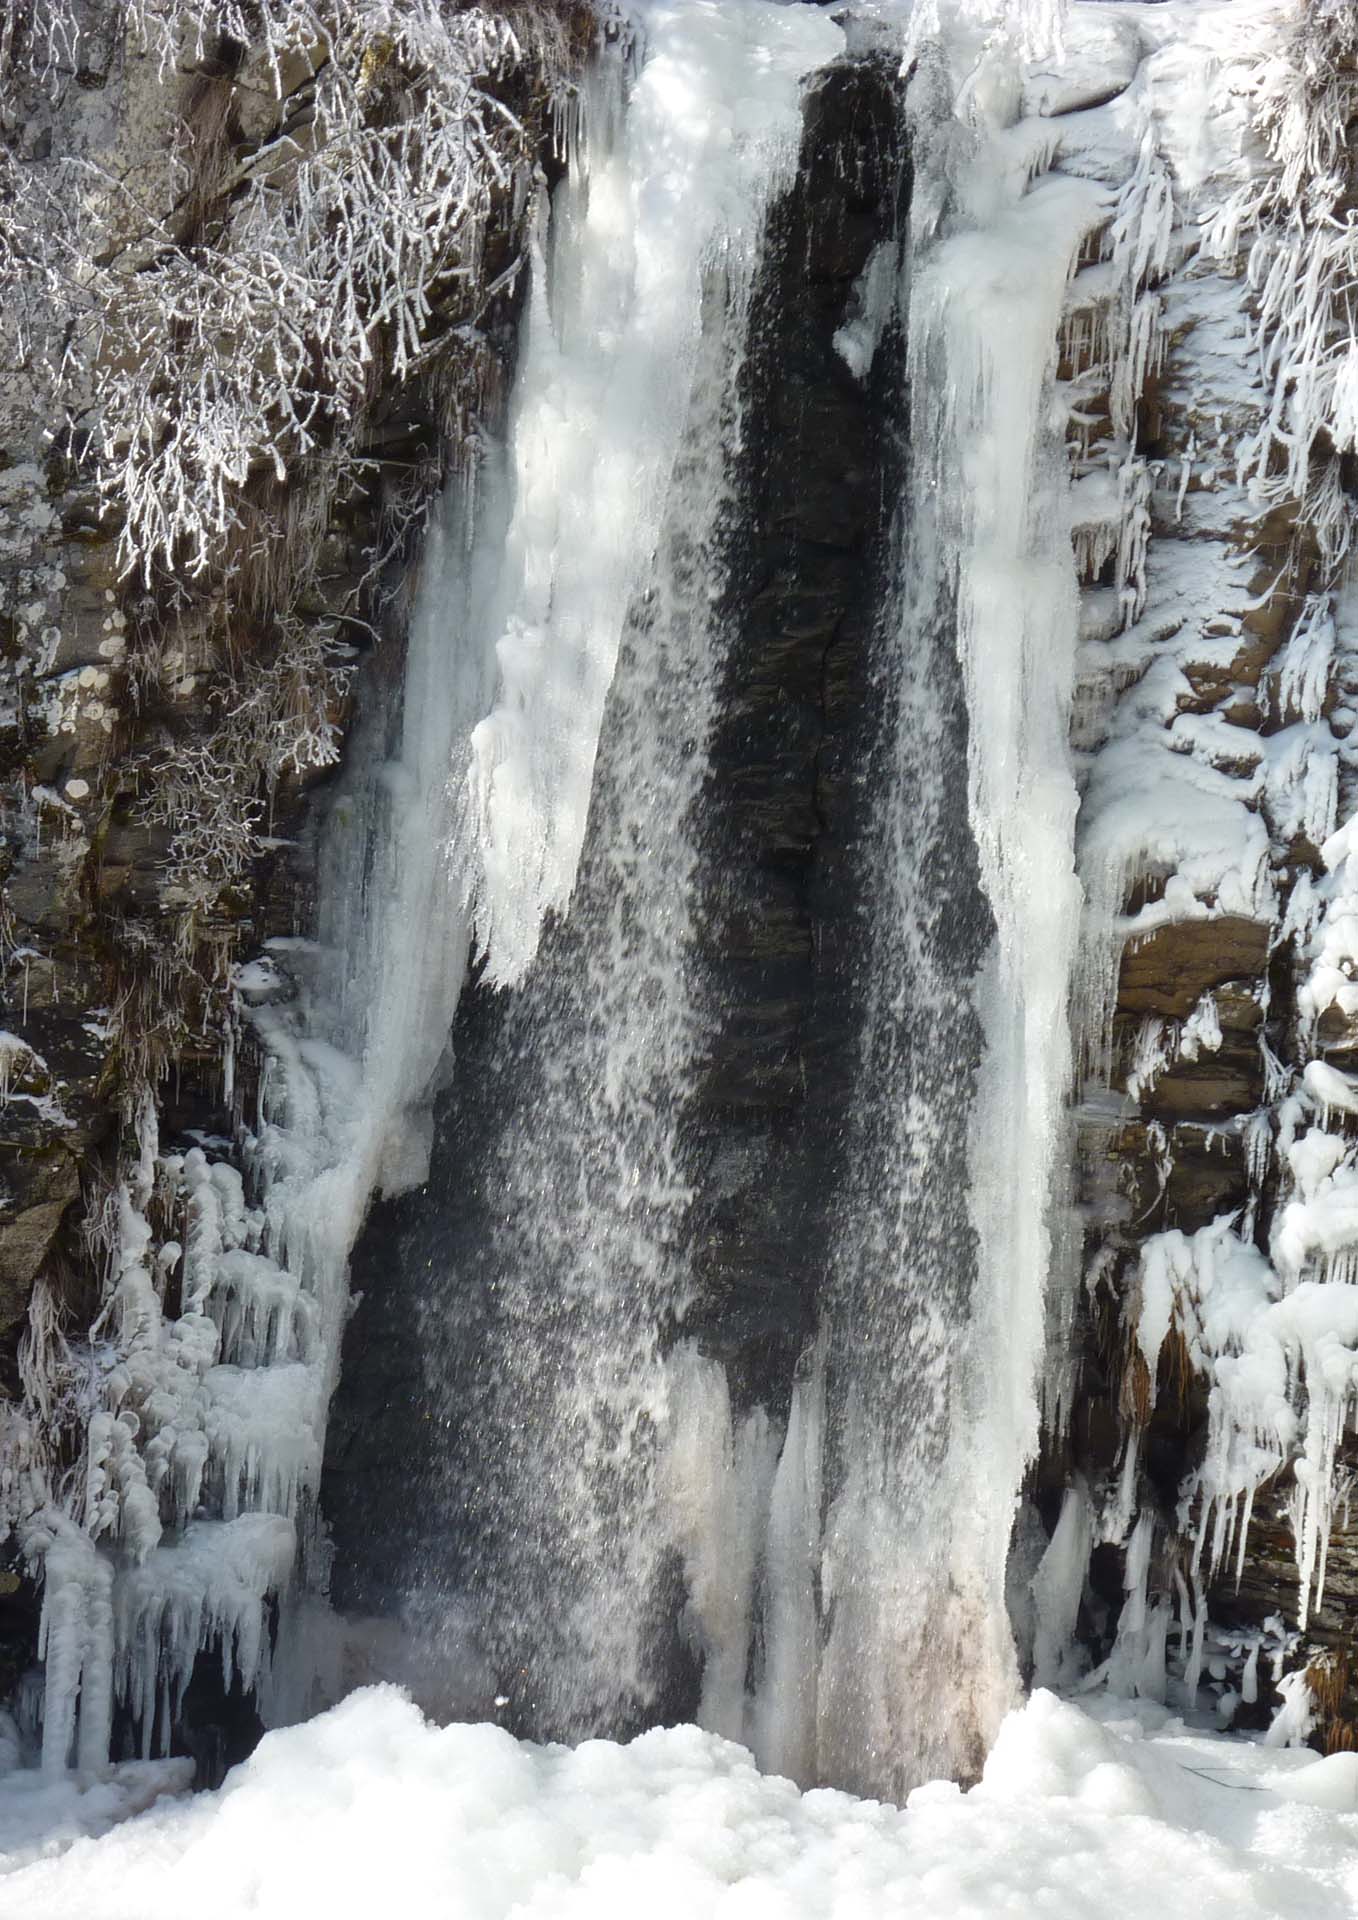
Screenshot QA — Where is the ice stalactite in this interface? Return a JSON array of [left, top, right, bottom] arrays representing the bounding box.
[[1130, 1200, 1358, 1636]]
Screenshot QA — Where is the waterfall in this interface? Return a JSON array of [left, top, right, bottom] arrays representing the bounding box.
[[322, 0, 1091, 1797], [368, 302, 763, 1734], [316, 0, 841, 1735], [15, 0, 1358, 1842], [26, 0, 1098, 1792]]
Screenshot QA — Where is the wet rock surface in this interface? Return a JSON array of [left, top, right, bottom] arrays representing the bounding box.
[[685, 53, 908, 1410]]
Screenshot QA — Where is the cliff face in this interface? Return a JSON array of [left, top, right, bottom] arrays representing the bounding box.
[[1039, 2, 1358, 1747], [0, 2, 574, 1766]]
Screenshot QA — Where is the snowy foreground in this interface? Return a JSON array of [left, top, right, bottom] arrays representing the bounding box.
[[1, 1688, 1357, 1918]]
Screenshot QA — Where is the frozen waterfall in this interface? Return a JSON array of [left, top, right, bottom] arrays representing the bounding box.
[[25, 0, 1137, 1802], [319, 0, 1088, 1800]]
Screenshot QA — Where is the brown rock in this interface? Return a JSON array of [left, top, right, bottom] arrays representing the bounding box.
[[1140, 1055, 1261, 1119], [0, 1147, 79, 1330], [1119, 916, 1270, 1018], [1105, 1117, 1248, 1235]]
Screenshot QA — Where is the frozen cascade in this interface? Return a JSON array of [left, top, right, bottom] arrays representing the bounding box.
[[29, 0, 838, 1767], [29, 445, 498, 1768], [794, 17, 1093, 1798], [464, 1, 845, 987], [328, 0, 1098, 1795], [307, 0, 840, 1739]]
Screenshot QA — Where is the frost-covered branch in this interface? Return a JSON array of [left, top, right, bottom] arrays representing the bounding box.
[[1210, 0, 1358, 577], [137, 615, 353, 913], [3, 4, 533, 586], [3, 0, 578, 946]]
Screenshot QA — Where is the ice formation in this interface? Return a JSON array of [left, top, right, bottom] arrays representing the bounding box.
[[464, 0, 841, 987], [1054, 0, 1358, 1725], [7, 0, 841, 1773]]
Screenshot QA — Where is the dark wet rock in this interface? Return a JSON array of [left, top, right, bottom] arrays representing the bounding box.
[[685, 52, 908, 1404], [0, 1149, 79, 1333]]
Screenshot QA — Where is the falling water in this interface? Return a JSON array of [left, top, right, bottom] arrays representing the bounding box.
[[394, 312, 751, 1735], [750, 14, 1091, 1797], [802, 24, 1091, 1793], [321, 0, 1088, 1793], [320, 0, 839, 1737]]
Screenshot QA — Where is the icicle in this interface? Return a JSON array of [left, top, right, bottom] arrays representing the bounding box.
[[661, 1348, 778, 1747], [750, 1353, 825, 1786], [1265, 1669, 1317, 1749], [1030, 1482, 1093, 1689]]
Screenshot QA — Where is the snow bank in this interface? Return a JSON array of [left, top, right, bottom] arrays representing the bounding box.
[[4, 1687, 1357, 1918]]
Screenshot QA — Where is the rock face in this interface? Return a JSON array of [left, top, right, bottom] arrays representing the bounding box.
[[0, 6, 568, 1770], [1042, 3, 1358, 1748]]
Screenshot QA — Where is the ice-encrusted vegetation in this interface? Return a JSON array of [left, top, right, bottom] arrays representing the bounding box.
[[0, 0, 573, 934], [1211, 0, 1358, 580], [0, 0, 589, 1769], [6, 4, 526, 583]]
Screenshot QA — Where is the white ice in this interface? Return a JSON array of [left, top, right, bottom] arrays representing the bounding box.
[[464, 0, 840, 986]]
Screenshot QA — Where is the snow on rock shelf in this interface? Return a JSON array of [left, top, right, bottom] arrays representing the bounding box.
[[3, 1687, 1358, 1919]]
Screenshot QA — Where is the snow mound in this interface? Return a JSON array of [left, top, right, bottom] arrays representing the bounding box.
[[3, 1687, 1357, 1918]]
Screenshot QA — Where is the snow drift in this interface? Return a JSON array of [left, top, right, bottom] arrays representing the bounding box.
[[4, 1686, 1358, 1918]]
